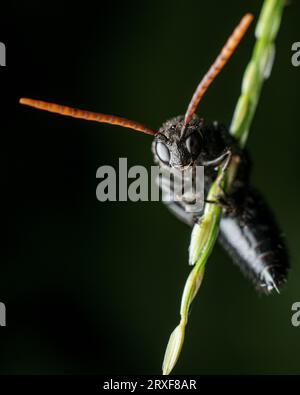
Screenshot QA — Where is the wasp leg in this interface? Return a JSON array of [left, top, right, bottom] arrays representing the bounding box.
[[204, 198, 225, 207], [202, 149, 233, 191], [204, 197, 237, 214], [204, 151, 245, 213]]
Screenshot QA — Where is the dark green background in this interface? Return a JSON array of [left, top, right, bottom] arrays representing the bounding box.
[[1, 0, 300, 374]]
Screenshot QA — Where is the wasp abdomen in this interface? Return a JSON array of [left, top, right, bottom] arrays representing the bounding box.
[[218, 187, 289, 293]]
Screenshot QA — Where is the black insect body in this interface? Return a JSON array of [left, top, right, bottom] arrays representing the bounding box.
[[153, 115, 289, 293], [218, 188, 289, 293], [19, 13, 289, 293]]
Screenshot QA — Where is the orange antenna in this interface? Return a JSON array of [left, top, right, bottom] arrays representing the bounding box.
[[19, 98, 157, 136], [183, 13, 254, 127]]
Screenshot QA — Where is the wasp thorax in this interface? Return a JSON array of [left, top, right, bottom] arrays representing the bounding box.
[[152, 115, 203, 169]]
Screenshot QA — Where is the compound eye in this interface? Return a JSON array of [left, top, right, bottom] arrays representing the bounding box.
[[186, 132, 201, 157], [155, 142, 170, 164]]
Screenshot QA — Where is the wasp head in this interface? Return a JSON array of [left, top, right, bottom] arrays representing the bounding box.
[[152, 115, 203, 170]]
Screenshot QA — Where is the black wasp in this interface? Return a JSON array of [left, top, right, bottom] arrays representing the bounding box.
[[20, 13, 289, 293]]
